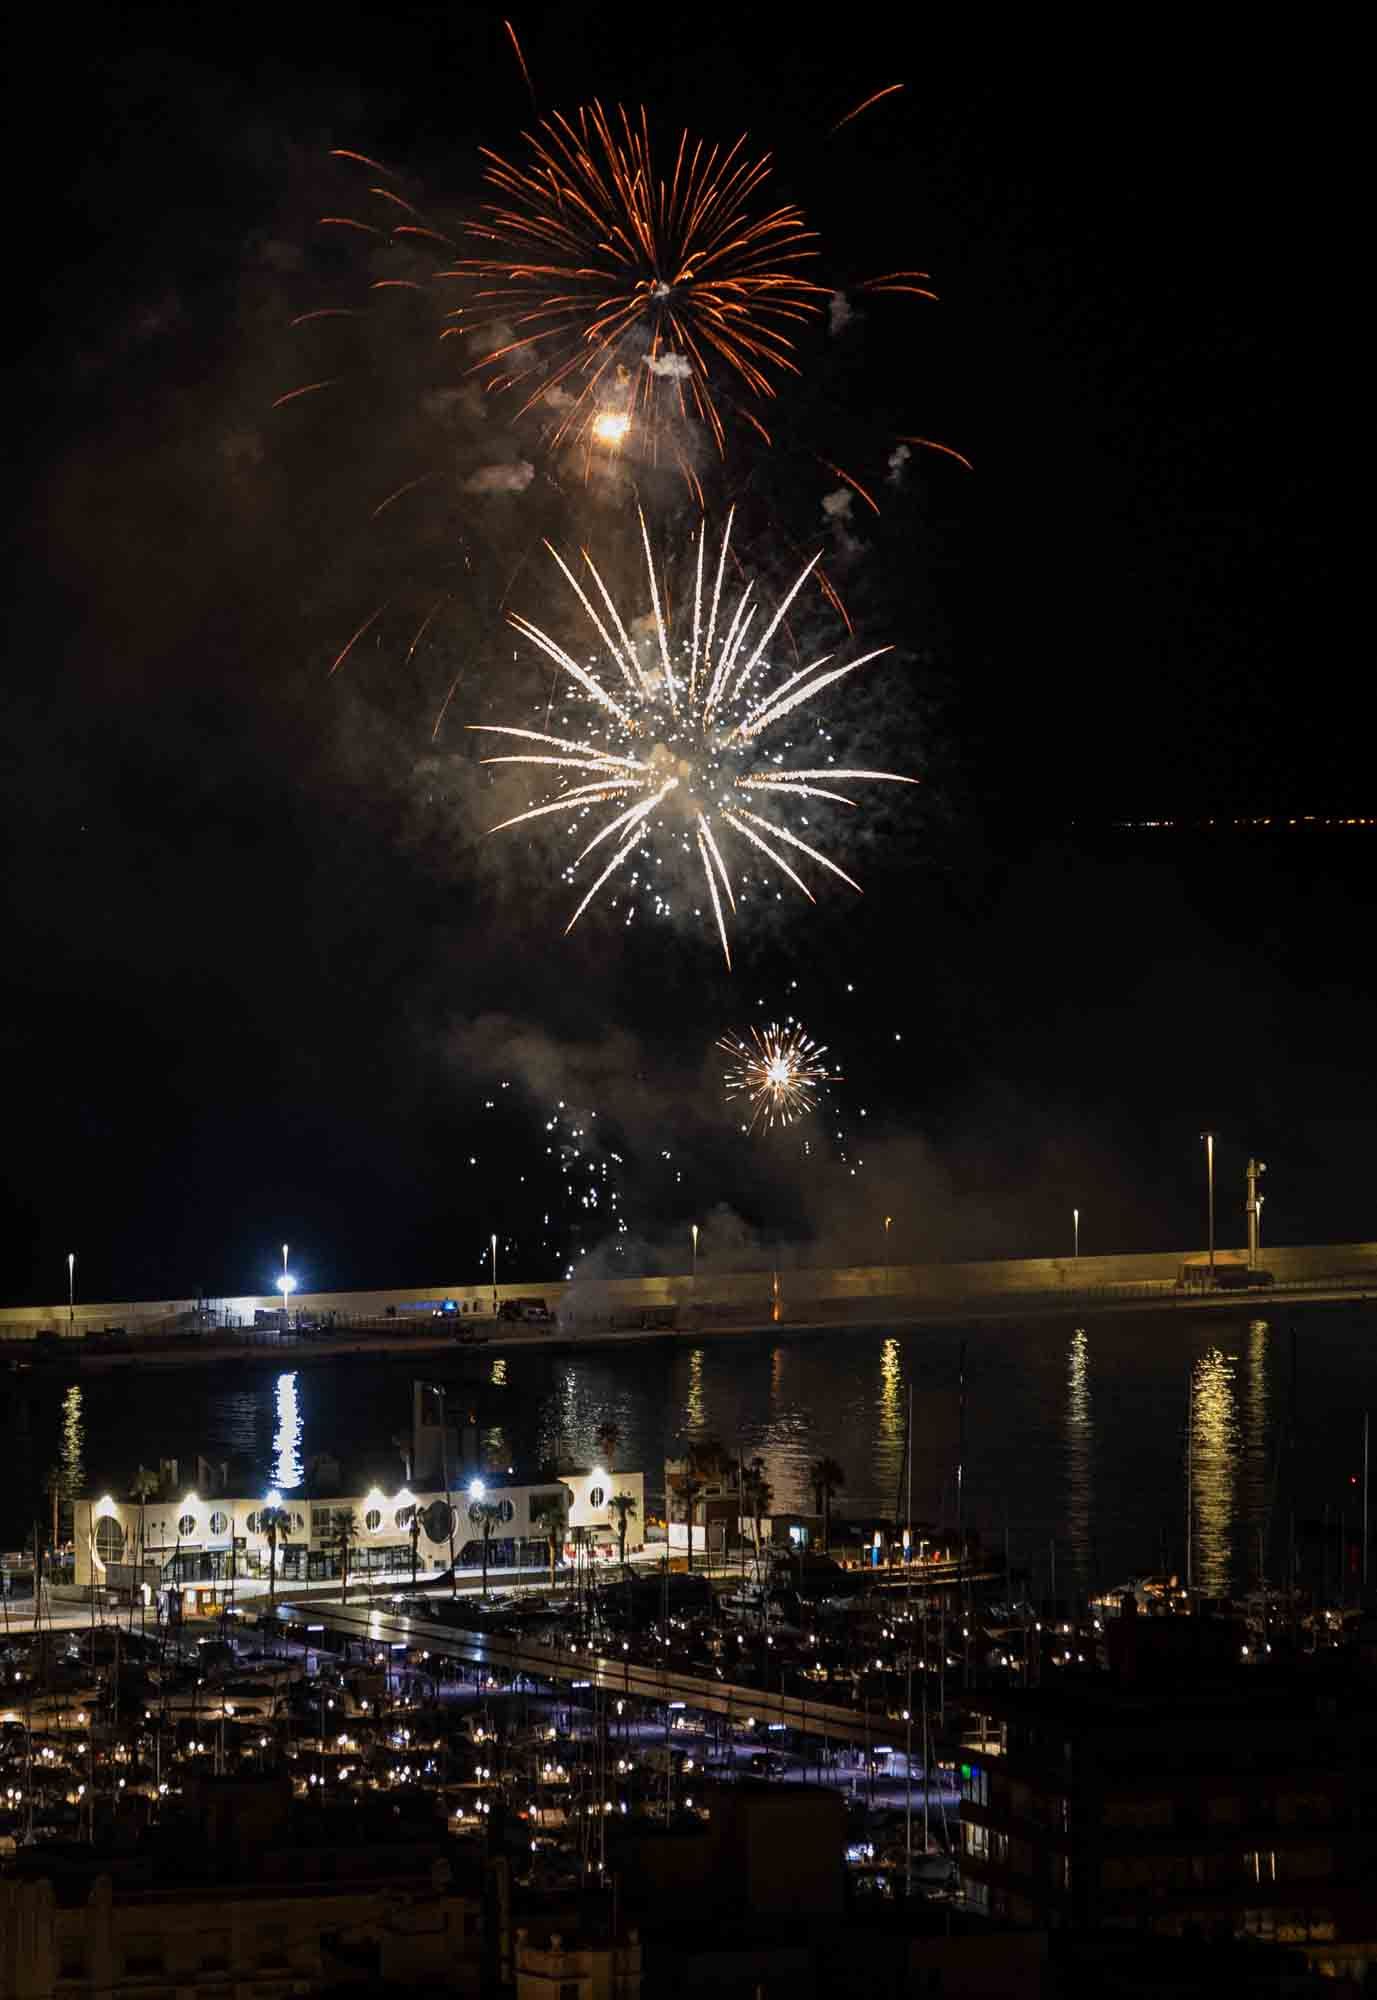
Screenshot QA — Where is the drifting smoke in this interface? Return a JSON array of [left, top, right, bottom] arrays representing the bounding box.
[[645, 352, 694, 379], [821, 488, 854, 522], [463, 460, 536, 495], [886, 443, 912, 485], [827, 291, 854, 336]]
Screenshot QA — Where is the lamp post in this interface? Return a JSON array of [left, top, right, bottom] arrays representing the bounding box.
[[1201, 1133, 1216, 1278], [883, 1215, 893, 1288], [1073, 1208, 1080, 1260], [490, 1232, 498, 1317], [691, 1224, 699, 1284], [67, 1252, 75, 1332], [277, 1245, 295, 1329]]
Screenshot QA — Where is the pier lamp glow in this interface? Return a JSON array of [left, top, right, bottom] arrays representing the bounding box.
[[468, 1478, 486, 1500], [264, 1489, 282, 1509]]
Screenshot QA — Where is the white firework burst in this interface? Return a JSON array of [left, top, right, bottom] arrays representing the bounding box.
[[470, 510, 915, 965]]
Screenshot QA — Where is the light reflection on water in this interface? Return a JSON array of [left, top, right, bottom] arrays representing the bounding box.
[[876, 1337, 905, 1522], [1242, 1319, 1270, 1577], [272, 1372, 304, 1491], [24, 1309, 1326, 1595], [1190, 1348, 1238, 1596], [60, 1386, 85, 1510], [1065, 1328, 1093, 1589]]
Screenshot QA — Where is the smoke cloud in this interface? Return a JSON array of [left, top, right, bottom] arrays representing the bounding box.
[[645, 352, 693, 379], [463, 460, 536, 495], [827, 292, 854, 336]]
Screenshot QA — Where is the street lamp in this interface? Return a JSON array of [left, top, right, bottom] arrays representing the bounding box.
[[277, 1244, 296, 1326], [67, 1252, 75, 1332], [1073, 1208, 1080, 1259], [490, 1232, 498, 1316], [691, 1224, 699, 1283], [1201, 1133, 1216, 1278], [883, 1215, 893, 1284]]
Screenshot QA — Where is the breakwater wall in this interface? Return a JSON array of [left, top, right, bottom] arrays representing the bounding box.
[[5, 1241, 1377, 1344]]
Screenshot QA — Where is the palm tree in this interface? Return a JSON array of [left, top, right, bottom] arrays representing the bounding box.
[[260, 1505, 292, 1605], [334, 1511, 360, 1604], [609, 1492, 638, 1569], [678, 1475, 705, 1574], [809, 1457, 846, 1555], [473, 1500, 503, 1597], [743, 1458, 772, 1559], [595, 1420, 621, 1471], [407, 1507, 421, 1591], [530, 1488, 571, 1591], [129, 1469, 160, 1620]]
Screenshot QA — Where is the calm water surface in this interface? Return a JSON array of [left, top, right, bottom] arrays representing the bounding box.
[[6, 1306, 1373, 1594]]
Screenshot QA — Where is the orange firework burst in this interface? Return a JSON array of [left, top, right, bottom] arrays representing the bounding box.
[[452, 103, 824, 455]]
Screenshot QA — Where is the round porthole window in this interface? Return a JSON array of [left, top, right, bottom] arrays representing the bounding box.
[[209, 1511, 229, 1536], [424, 1499, 454, 1543], [245, 1512, 261, 1534], [395, 1505, 415, 1531], [589, 1487, 606, 1509], [177, 1513, 196, 1538], [94, 1517, 125, 1562], [364, 1508, 382, 1531], [500, 1498, 515, 1523]]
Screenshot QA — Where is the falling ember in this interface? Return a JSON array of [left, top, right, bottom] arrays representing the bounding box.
[[469, 513, 916, 963], [452, 104, 825, 454], [718, 1022, 837, 1133]]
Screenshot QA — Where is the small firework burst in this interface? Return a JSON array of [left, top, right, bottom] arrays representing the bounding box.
[[718, 1021, 837, 1133]]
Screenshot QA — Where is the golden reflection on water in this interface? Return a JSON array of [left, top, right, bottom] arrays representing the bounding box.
[[1065, 1329, 1093, 1587], [1190, 1348, 1238, 1596], [272, 1371, 304, 1491], [490, 1357, 508, 1387], [60, 1386, 84, 1505], [685, 1348, 706, 1433], [1242, 1319, 1270, 1575], [876, 1337, 905, 1520]]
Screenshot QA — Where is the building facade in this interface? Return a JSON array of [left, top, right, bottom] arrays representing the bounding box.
[[74, 1470, 645, 1597], [958, 1651, 1377, 1983]]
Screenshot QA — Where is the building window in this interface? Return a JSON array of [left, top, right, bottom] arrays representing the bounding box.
[[245, 1511, 261, 1534], [94, 1516, 126, 1562], [209, 1510, 229, 1535], [962, 1822, 989, 1859], [364, 1508, 382, 1531], [589, 1487, 606, 1508], [960, 1763, 989, 1808], [177, 1512, 197, 1537], [395, 1504, 416, 1531]]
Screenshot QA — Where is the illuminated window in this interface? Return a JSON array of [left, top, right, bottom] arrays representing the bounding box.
[[364, 1509, 382, 1531], [94, 1517, 126, 1562], [209, 1511, 229, 1535], [177, 1513, 197, 1538], [589, 1487, 606, 1508]]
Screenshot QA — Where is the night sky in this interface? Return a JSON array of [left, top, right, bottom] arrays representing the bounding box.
[[4, 8, 1362, 1304]]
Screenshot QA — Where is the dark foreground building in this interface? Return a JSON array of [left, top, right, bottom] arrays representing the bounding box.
[[958, 1601, 1377, 1984]]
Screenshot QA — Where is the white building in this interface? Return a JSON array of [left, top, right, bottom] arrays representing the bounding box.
[[74, 1469, 645, 1596]]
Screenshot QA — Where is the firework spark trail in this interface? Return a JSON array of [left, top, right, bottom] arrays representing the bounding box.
[[827, 83, 906, 138], [474, 516, 913, 962], [718, 1021, 837, 1131], [897, 435, 975, 471]]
